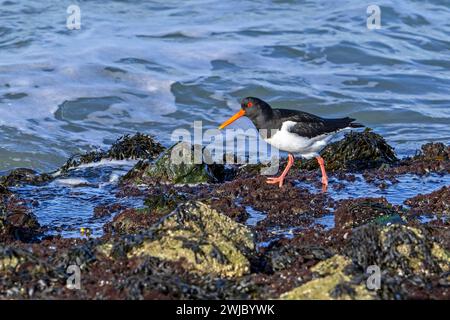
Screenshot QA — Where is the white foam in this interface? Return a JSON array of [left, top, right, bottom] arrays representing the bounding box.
[[55, 178, 90, 186]]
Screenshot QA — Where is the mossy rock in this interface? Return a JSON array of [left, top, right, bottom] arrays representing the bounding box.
[[128, 201, 255, 278], [280, 255, 375, 300], [139, 142, 225, 184], [301, 128, 398, 171]]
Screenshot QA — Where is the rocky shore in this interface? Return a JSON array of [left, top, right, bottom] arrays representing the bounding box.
[[0, 130, 449, 299]]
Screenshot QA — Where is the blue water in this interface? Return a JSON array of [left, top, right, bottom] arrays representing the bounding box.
[[1, 1, 449, 238], [1, 0, 449, 171]]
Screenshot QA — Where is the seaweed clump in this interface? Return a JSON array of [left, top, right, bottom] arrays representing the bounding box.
[[345, 224, 449, 299], [404, 186, 449, 216], [108, 133, 165, 160], [0, 195, 41, 242], [0, 168, 52, 187], [301, 128, 398, 171], [60, 133, 164, 172], [334, 197, 404, 230], [414, 142, 449, 162]]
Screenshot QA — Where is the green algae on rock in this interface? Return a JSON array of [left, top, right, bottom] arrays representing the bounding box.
[[125, 142, 225, 184], [280, 255, 375, 300], [301, 128, 398, 171], [127, 201, 255, 278]]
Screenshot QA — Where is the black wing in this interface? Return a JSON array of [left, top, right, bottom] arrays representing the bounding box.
[[274, 109, 363, 138]]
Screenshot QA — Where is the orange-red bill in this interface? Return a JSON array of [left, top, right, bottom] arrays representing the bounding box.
[[218, 109, 245, 129]]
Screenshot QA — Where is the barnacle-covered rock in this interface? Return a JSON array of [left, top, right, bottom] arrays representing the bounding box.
[[301, 128, 398, 171], [127, 201, 255, 278], [280, 255, 375, 300]]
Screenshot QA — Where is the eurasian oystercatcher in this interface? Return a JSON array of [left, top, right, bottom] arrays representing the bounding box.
[[219, 97, 364, 189]]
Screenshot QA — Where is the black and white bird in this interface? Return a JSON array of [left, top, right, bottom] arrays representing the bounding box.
[[219, 97, 364, 189]]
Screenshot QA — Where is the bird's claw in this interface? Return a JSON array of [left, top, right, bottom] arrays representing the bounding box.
[[266, 176, 285, 188], [321, 178, 328, 193]]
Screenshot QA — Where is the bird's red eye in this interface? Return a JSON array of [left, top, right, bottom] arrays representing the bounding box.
[[247, 102, 253, 108]]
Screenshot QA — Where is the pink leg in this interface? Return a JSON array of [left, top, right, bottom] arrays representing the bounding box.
[[316, 156, 328, 192], [267, 154, 294, 188]]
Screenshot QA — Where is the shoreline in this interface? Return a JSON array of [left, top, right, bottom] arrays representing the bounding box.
[[0, 130, 449, 299]]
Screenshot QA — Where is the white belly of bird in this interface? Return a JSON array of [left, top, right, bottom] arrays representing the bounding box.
[[263, 121, 334, 159]]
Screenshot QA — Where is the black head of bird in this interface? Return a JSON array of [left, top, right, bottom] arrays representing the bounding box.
[[218, 97, 272, 129]]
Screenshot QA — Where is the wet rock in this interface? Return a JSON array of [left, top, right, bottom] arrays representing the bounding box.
[[99, 254, 260, 299], [144, 188, 186, 216], [347, 224, 448, 275], [265, 241, 334, 272], [0, 168, 52, 187], [280, 255, 375, 300], [301, 128, 398, 171], [404, 186, 449, 216], [0, 184, 10, 196], [414, 143, 449, 161], [0, 195, 41, 242], [126, 142, 225, 184], [60, 133, 164, 172], [207, 176, 330, 234], [93, 203, 126, 219], [366, 142, 450, 178], [345, 224, 449, 299], [335, 197, 405, 230], [0, 245, 67, 299], [126, 201, 255, 278], [103, 208, 156, 235]]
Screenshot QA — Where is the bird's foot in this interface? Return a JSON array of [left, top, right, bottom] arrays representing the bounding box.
[[266, 176, 286, 188]]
